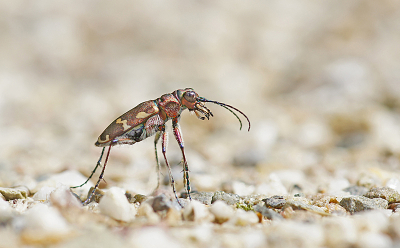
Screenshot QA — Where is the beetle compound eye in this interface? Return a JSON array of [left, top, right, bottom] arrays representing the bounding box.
[[184, 91, 196, 102]]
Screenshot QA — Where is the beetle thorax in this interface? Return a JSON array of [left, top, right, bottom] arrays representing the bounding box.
[[157, 93, 183, 119]]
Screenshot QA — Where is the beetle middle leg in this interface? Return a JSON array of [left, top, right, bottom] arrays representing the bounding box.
[[160, 126, 183, 207], [172, 119, 192, 201]]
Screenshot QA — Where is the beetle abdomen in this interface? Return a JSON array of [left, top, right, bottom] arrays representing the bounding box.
[[95, 100, 159, 146]]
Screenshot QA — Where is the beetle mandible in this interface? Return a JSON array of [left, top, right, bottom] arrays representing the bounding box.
[[73, 88, 250, 206]]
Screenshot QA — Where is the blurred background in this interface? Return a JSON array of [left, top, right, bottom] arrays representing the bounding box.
[[1, 0, 400, 196]]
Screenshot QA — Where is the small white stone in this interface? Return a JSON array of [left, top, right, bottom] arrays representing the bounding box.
[[192, 174, 220, 192], [232, 181, 255, 196], [171, 225, 213, 244], [0, 198, 13, 222], [226, 208, 259, 226], [99, 187, 136, 222], [328, 177, 350, 195], [20, 203, 71, 243], [323, 216, 357, 246], [353, 210, 390, 233], [274, 170, 307, 189], [268, 221, 324, 247], [32, 186, 55, 201], [182, 200, 212, 222], [255, 173, 287, 195], [209, 201, 234, 224], [386, 177, 400, 192], [34, 170, 93, 195], [129, 226, 183, 248], [357, 232, 392, 248], [50, 184, 82, 208], [137, 202, 160, 224]]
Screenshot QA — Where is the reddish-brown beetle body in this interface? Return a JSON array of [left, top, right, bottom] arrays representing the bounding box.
[[74, 88, 250, 206]]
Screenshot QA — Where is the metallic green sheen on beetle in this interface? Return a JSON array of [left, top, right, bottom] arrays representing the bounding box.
[[73, 88, 251, 206]]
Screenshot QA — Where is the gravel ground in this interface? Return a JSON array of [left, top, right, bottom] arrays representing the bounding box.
[[2, 1, 400, 248]]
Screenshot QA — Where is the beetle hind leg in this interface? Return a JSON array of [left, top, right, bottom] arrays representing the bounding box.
[[161, 129, 183, 207], [172, 119, 192, 201], [83, 145, 112, 205]]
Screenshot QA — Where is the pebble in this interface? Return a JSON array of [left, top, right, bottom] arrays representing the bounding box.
[[36, 170, 94, 196], [49, 184, 82, 209], [326, 203, 348, 216], [182, 200, 212, 222], [357, 232, 392, 248], [0, 198, 13, 223], [267, 221, 324, 248], [126, 193, 147, 204], [226, 208, 259, 226], [323, 217, 358, 247], [209, 201, 234, 224], [254, 173, 288, 196], [353, 210, 390, 233], [386, 177, 400, 192], [129, 227, 183, 248], [19, 204, 71, 244], [0, 187, 27, 200], [232, 181, 255, 196], [254, 204, 283, 221], [151, 194, 173, 212], [357, 174, 381, 189], [137, 202, 160, 224], [364, 187, 400, 204], [263, 195, 286, 208], [190, 191, 214, 205], [99, 187, 136, 222], [286, 200, 328, 216], [211, 191, 240, 205], [32, 186, 55, 201], [339, 196, 388, 213], [343, 185, 369, 196]]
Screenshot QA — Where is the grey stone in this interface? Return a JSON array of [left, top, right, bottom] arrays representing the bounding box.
[[339, 196, 388, 213], [263, 195, 286, 209], [211, 191, 240, 205], [190, 191, 214, 205], [343, 185, 369, 196], [151, 194, 172, 212], [254, 205, 283, 220], [364, 187, 400, 204]]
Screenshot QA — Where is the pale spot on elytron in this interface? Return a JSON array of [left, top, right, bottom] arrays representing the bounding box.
[[153, 105, 159, 112], [98, 134, 110, 143], [116, 118, 131, 131], [136, 112, 152, 119]]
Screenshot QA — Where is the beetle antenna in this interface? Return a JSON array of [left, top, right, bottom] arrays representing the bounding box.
[[197, 97, 251, 131]]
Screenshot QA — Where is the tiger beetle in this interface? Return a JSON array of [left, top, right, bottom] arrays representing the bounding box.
[[72, 88, 250, 207]]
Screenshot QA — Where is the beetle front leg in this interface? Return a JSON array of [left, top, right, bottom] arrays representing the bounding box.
[[71, 147, 105, 189], [161, 126, 183, 207], [172, 118, 192, 201]]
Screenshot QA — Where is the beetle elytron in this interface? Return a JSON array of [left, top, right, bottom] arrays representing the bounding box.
[[73, 88, 250, 206]]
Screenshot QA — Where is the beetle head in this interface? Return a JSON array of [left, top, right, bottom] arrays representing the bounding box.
[[175, 88, 213, 120], [175, 88, 251, 131]]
